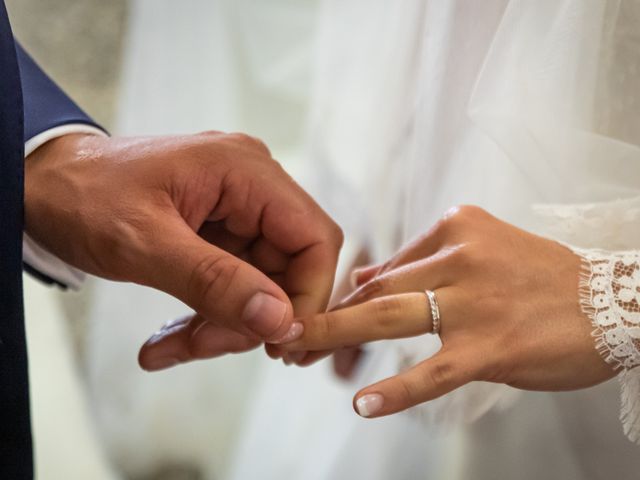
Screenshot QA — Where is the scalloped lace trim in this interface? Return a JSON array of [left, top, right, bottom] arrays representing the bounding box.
[[571, 247, 640, 443]]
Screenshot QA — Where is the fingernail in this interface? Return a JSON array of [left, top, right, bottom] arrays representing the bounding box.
[[271, 322, 304, 344], [144, 356, 180, 371], [145, 318, 188, 346], [355, 394, 384, 417], [242, 292, 288, 338]]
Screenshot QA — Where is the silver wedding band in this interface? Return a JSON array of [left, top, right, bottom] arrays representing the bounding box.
[[425, 290, 441, 335]]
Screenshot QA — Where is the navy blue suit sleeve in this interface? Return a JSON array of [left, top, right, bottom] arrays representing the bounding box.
[[15, 42, 106, 141]]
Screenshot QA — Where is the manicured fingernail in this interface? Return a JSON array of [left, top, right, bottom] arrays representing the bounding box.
[[242, 293, 287, 338], [355, 394, 384, 417], [145, 318, 188, 346], [144, 357, 180, 371], [271, 322, 304, 344]]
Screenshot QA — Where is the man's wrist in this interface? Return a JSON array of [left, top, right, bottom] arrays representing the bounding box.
[[22, 126, 108, 289], [25, 124, 107, 158]]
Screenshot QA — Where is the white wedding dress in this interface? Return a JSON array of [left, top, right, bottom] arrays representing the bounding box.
[[229, 1, 640, 479]]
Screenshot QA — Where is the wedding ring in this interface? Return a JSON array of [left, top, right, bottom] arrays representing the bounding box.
[[425, 290, 441, 335]]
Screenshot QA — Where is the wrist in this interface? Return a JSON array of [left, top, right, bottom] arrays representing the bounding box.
[[26, 132, 105, 166], [24, 133, 108, 237]]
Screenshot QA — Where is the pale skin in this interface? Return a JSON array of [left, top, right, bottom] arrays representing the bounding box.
[[24, 132, 342, 370], [278, 205, 617, 418]]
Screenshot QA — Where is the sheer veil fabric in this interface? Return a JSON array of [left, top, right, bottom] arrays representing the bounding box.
[[306, 0, 640, 430], [231, 0, 640, 479]]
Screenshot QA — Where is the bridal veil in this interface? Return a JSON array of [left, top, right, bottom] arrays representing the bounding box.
[[303, 0, 640, 436]]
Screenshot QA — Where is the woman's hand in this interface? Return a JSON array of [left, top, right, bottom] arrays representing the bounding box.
[[279, 205, 616, 418]]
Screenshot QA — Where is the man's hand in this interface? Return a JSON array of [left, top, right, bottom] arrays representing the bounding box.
[[24, 132, 342, 370]]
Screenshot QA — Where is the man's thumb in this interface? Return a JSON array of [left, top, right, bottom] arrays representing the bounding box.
[[143, 221, 295, 342]]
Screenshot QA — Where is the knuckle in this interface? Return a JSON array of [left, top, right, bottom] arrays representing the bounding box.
[[431, 216, 450, 238], [330, 222, 345, 249], [433, 212, 462, 242], [398, 377, 418, 406], [228, 132, 254, 143], [229, 132, 271, 155], [198, 129, 225, 137], [371, 297, 402, 328], [398, 372, 434, 408], [442, 205, 465, 223], [316, 312, 340, 342], [188, 254, 241, 309], [320, 311, 337, 335], [315, 217, 344, 252], [358, 277, 386, 302], [423, 360, 454, 388], [446, 243, 478, 271], [452, 204, 485, 218], [440, 205, 486, 231], [247, 136, 271, 154]]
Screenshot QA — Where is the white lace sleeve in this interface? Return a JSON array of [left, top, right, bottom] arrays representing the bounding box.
[[570, 247, 640, 443]]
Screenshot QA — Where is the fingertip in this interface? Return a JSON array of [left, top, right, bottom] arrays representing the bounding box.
[[138, 344, 181, 372], [140, 356, 181, 372], [137, 348, 149, 371], [138, 314, 206, 372], [138, 341, 156, 371], [333, 347, 364, 380], [288, 351, 307, 364], [350, 264, 382, 288], [354, 392, 385, 418], [265, 343, 285, 359], [269, 322, 304, 344], [241, 291, 292, 339], [294, 351, 331, 367]]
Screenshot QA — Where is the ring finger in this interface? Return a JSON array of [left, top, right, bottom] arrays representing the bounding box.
[[280, 288, 459, 352]]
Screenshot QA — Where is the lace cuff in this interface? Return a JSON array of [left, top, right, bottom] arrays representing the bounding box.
[[570, 247, 640, 443]]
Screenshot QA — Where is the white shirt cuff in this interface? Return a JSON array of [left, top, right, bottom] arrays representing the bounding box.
[[23, 124, 108, 290]]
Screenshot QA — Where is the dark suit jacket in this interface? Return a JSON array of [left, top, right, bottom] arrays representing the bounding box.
[[1, 1, 102, 477]]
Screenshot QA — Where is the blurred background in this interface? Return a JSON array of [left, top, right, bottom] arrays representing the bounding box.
[[6, 1, 348, 479]]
